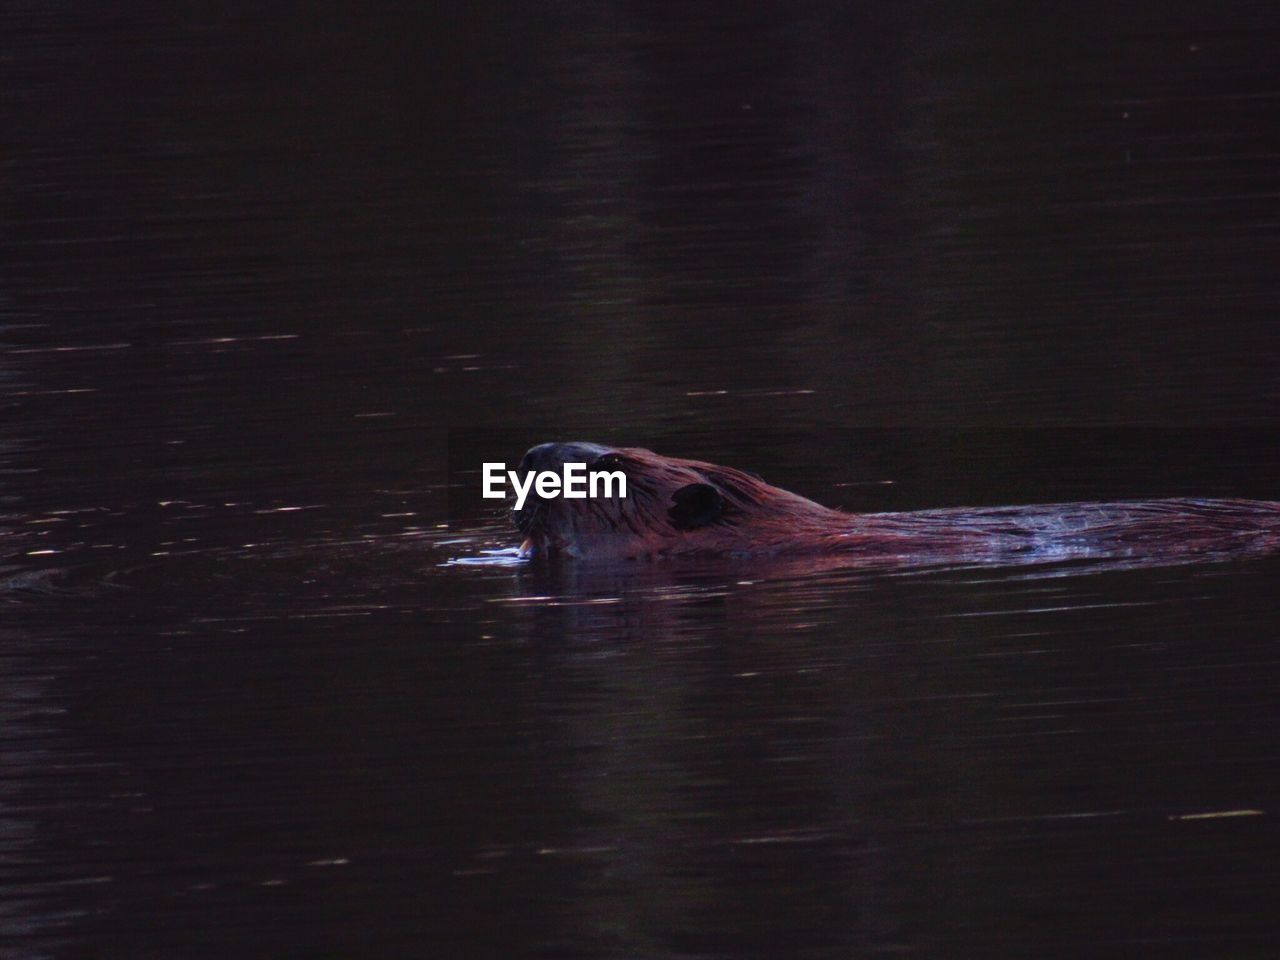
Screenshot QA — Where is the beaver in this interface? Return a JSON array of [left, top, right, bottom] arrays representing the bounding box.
[[511, 442, 1280, 567]]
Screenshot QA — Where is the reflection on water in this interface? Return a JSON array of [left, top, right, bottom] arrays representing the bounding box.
[[4, 0, 1280, 957]]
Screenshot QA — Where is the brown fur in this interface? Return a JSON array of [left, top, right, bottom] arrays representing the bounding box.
[[512, 442, 1280, 567]]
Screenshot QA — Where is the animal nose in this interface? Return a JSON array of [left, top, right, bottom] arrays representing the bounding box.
[[518, 443, 561, 474]]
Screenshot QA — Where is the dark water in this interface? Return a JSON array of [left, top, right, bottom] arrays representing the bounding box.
[[4, 2, 1280, 957]]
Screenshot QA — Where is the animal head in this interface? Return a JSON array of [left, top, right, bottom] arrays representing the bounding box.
[[511, 442, 837, 560]]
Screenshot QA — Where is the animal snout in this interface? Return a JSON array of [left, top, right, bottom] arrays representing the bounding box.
[[518, 441, 612, 474]]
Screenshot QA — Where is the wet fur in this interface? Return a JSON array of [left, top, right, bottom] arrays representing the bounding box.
[[513, 444, 1280, 567]]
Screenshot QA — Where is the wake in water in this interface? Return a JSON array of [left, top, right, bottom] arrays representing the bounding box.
[[844, 498, 1280, 570]]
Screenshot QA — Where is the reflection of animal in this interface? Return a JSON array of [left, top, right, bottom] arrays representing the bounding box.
[[512, 442, 1280, 567]]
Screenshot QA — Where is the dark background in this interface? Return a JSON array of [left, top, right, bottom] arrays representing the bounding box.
[[3, 2, 1279, 958]]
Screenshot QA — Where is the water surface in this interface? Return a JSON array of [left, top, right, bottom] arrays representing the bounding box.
[[4, 2, 1280, 957]]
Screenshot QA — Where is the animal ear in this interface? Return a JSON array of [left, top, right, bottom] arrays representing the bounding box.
[[668, 483, 725, 530]]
